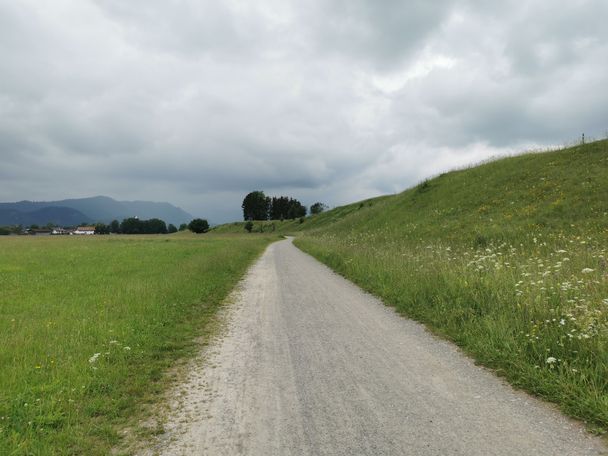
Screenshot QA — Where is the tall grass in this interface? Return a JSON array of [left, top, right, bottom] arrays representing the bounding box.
[[0, 233, 273, 454], [295, 140, 608, 431]]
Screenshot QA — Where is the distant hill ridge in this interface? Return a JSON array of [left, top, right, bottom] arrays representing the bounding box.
[[0, 196, 193, 226]]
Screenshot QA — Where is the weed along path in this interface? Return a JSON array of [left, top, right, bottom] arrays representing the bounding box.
[[143, 238, 606, 456]]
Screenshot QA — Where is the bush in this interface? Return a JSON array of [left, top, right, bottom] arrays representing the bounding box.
[[244, 221, 254, 233], [188, 219, 209, 234]]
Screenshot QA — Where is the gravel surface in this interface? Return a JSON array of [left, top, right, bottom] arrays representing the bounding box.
[[142, 238, 606, 456]]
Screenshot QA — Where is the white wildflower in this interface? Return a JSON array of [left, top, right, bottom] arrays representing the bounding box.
[[545, 357, 557, 365], [123, 346, 131, 351], [581, 268, 594, 274], [88, 353, 101, 364]]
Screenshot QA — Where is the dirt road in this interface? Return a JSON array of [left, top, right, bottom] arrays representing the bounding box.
[[144, 238, 606, 455]]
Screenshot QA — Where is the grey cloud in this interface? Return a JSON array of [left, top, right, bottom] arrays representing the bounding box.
[[1, 1, 607, 222]]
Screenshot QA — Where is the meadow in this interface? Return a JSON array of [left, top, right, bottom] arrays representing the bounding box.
[[295, 139, 608, 432], [0, 233, 274, 454]]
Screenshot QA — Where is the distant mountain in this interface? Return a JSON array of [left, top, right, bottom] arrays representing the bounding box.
[[0, 206, 91, 227], [0, 196, 193, 226]]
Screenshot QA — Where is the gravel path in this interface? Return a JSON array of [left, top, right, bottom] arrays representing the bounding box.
[[142, 238, 606, 455]]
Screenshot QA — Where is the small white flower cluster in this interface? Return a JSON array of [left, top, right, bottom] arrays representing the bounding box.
[[88, 353, 101, 364]]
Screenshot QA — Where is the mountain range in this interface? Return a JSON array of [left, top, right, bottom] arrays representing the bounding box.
[[0, 196, 193, 227]]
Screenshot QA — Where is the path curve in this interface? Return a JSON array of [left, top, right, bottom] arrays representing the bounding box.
[[143, 238, 606, 455]]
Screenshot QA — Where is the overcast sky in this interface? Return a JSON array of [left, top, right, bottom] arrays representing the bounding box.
[[1, 1, 607, 222]]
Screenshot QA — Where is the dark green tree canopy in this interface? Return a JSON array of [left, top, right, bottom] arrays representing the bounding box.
[[94, 223, 110, 235], [188, 218, 209, 234], [243, 192, 307, 221], [310, 202, 328, 215], [270, 196, 306, 219], [119, 217, 168, 234], [109, 219, 120, 233], [242, 191, 270, 221]]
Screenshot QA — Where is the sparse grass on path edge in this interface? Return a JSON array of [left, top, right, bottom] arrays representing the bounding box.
[[0, 233, 276, 455]]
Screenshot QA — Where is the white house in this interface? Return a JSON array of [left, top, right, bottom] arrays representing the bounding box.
[[73, 226, 96, 235]]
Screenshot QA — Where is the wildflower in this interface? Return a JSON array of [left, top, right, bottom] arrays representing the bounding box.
[[89, 353, 101, 364], [545, 357, 557, 365], [559, 319, 566, 326], [123, 346, 131, 351], [581, 268, 594, 274]]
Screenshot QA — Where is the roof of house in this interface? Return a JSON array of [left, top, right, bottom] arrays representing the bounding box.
[[76, 226, 96, 231]]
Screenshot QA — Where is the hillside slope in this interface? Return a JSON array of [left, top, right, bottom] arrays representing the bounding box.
[[301, 139, 607, 241], [0, 206, 92, 227], [294, 140, 608, 432]]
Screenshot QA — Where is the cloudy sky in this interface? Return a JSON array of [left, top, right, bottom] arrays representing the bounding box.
[[1, 0, 607, 222]]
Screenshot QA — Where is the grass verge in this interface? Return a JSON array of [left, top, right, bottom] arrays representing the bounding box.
[[0, 233, 274, 454], [294, 140, 608, 433], [295, 231, 608, 433]]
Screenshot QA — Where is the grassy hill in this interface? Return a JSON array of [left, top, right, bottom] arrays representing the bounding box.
[[292, 139, 608, 432], [301, 139, 607, 240]]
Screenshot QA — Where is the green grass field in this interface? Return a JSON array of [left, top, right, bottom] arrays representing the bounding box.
[[0, 233, 274, 454], [294, 140, 608, 432]]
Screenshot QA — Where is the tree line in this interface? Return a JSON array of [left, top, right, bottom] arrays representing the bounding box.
[[241, 191, 327, 221], [98, 217, 210, 234], [1, 218, 211, 235]]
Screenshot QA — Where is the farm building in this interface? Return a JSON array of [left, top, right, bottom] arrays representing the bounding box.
[[73, 226, 96, 235]]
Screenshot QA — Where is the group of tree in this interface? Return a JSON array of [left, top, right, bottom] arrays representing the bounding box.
[[100, 217, 209, 234], [269, 196, 307, 220], [1, 218, 210, 235], [242, 191, 322, 221], [92, 218, 209, 235], [105, 217, 169, 235]]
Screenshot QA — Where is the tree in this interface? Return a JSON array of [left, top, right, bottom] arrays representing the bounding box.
[[120, 217, 168, 234], [120, 217, 142, 234], [310, 202, 328, 215], [267, 196, 306, 220], [109, 219, 120, 233], [286, 198, 306, 219], [168, 224, 178, 233], [94, 223, 110, 234], [188, 218, 209, 234], [142, 218, 167, 234], [242, 191, 269, 221], [244, 221, 254, 233], [178, 223, 188, 231]]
